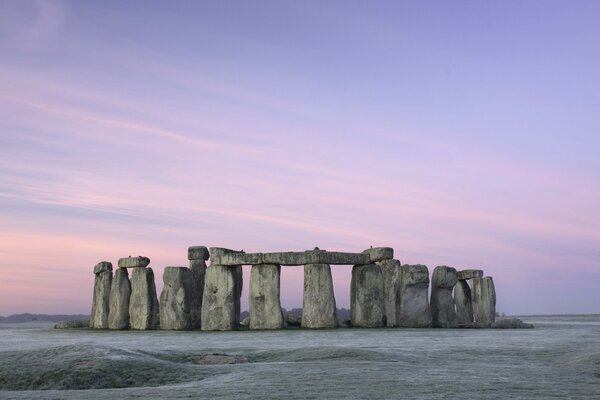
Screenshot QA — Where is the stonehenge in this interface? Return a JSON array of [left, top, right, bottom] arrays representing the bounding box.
[[90, 246, 499, 331]]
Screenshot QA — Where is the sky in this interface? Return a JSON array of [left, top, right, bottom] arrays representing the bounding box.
[[0, 0, 599, 316]]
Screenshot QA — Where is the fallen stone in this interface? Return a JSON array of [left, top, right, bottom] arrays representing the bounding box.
[[430, 266, 458, 328], [160, 266, 193, 330], [187, 354, 248, 365], [240, 316, 250, 326], [351, 264, 385, 327], [472, 276, 496, 328], [363, 247, 394, 262], [302, 264, 338, 328], [129, 267, 159, 330], [457, 269, 484, 280], [378, 259, 402, 327], [397, 264, 432, 328], [90, 262, 112, 329], [108, 267, 131, 330], [285, 312, 302, 327], [492, 318, 534, 329], [188, 247, 207, 329], [249, 264, 283, 330], [454, 280, 473, 327], [201, 264, 243, 331], [188, 246, 210, 261], [118, 256, 150, 268], [54, 320, 89, 329]]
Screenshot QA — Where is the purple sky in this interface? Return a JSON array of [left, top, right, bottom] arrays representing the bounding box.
[[1, 0, 599, 316]]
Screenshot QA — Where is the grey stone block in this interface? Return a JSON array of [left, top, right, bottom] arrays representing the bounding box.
[[351, 264, 385, 327], [118, 256, 150, 268], [108, 267, 130, 330], [397, 264, 431, 328], [129, 267, 159, 330], [249, 264, 283, 330], [301, 264, 338, 328]]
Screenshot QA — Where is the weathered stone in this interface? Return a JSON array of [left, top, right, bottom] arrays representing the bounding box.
[[90, 262, 112, 329], [378, 259, 402, 327], [472, 277, 496, 328], [187, 354, 249, 365], [457, 269, 484, 280], [201, 264, 242, 331], [93, 261, 112, 275], [129, 267, 159, 330], [397, 265, 432, 328], [118, 256, 150, 268], [189, 257, 206, 329], [454, 280, 473, 327], [351, 264, 385, 327], [108, 267, 131, 330], [188, 246, 210, 261], [430, 266, 458, 328], [54, 319, 89, 329], [249, 264, 283, 330], [301, 264, 338, 328], [492, 318, 533, 329], [160, 267, 193, 330], [210, 248, 371, 266], [363, 247, 394, 262]]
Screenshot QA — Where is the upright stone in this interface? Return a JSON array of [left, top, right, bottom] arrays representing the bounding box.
[[129, 267, 159, 330], [472, 277, 496, 328], [249, 264, 283, 330], [430, 266, 458, 328], [351, 264, 384, 327], [302, 263, 338, 328], [454, 280, 473, 327], [91, 261, 112, 329], [201, 264, 243, 331], [160, 267, 193, 330], [108, 267, 131, 330], [397, 264, 432, 327], [188, 246, 209, 329], [378, 259, 402, 327]]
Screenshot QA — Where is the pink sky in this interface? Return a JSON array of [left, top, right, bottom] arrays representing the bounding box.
[[1, 1, 599, 315]]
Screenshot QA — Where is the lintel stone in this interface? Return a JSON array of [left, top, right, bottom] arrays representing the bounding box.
[[457, 269, 484, 280], [210, 248, 371, 266], [362, 247, 394, 262], [118, 256, 150, 268]]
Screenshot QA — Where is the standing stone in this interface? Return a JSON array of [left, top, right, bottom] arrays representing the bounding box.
[[249, 264, 283, 330], [188, 246, 209, 329], [397, 264, 432, 328], [302, 263, 338, 328], [378, 259, 402, 327], [430, 266, 458, 328], [108, 267, 131, 330], [129, 267, 159, 330], [160, 267, 193, 330], [454, 280, 473, 327], [472, 277, 496, 328], [201, 264, 243, 331], [91, 261, 112, 329], [351, 264, 385, 327]]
